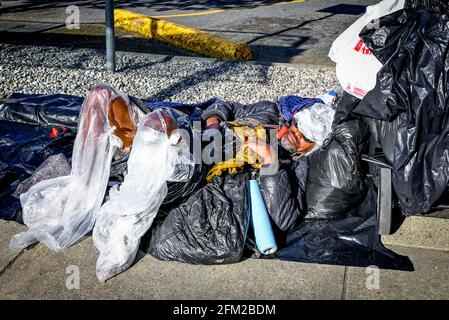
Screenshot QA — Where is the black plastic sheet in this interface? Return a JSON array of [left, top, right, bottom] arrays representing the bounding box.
[[270, 181, 413, 271], [0, 93, 83, 129], [0, 94, 83, 221], [0, 120, 76, 221]]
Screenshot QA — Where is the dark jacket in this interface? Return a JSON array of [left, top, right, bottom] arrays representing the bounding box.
[[260, 158, 308, 231], [201, 100, 281, 125]]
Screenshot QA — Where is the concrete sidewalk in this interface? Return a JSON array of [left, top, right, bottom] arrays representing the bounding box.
[[1, 220, 448, 300]]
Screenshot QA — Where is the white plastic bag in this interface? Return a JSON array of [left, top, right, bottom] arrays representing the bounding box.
[[328, 0, 405, 99], [93, 110, 194, 281], [293, 103, 335, 151], [315, 91, 337, 107], [10, 85, 137, 252]]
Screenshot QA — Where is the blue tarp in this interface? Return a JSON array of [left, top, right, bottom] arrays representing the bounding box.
[[278, 96, 324, 121]]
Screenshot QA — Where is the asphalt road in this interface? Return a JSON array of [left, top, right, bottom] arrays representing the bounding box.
[[0, 0, 379, 65]]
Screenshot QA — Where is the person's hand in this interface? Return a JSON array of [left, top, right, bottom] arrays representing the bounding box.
[[242, 137, 277, 164], [205, 116, 221, 130]]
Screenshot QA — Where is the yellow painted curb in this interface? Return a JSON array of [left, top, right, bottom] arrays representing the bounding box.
[[114, 9, 252, 61]]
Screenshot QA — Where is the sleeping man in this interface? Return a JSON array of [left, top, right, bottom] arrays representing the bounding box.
[[200, 99, 311, 231]]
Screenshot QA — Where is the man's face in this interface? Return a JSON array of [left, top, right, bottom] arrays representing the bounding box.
[[144, 111, 178, 136], [280, 124, 315, 154], [144, 110, 183, 147]]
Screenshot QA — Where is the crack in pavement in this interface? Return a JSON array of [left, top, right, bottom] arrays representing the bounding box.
[[0, 250, 25, 278], [341, 266, 348, 300]]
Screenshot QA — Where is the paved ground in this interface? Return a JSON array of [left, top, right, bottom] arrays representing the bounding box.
[[1, 220, 448, 299], [0, 0, 378, 65]]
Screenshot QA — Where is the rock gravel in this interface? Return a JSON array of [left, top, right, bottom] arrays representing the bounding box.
[[0, 43, 338, 102]]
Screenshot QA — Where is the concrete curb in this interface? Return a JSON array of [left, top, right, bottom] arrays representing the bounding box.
[[114, 9, 252, 61], [382, 215, 449, 251]]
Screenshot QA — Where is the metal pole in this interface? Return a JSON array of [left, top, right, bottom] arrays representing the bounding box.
[[105, 0, 115, 72]]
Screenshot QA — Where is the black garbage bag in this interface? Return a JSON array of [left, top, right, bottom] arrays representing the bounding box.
[[305, 93, 370, 219], [259, 168, 299, 232], [364, 115, 402, 165], [405, 0, 449, 11], [269, 179, 414, 271], [356, 9, 449, 215], [148, 172, 250, 264]]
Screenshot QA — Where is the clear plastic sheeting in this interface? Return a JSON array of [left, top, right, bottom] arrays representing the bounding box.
[[293, 103, 335, 150], [93, 110, 194, 281], [12, 153, 71, 199], [10, 85, 136, 252]]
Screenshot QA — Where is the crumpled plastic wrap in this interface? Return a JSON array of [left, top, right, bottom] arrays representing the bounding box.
[[12, 153, 71, 199], [93, 110, 194, 281], [10, 85, 136, 252], [293, 103, 335, 150]]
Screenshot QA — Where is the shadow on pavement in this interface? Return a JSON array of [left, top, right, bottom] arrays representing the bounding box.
[[1, 0, 294, 14], [0, 29, 195, 58], [147, 60, 271, 101]]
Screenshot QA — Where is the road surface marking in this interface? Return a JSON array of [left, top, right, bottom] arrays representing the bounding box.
[[115, 9, 252, 60]]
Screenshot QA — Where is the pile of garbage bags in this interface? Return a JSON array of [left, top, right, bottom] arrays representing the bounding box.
[[331, 0, 449, 215], [6, 0, 449, 280], [0, 84, 413, 281]]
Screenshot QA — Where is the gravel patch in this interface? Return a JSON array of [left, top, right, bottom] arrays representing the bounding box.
[[0, 43, 338, 102]]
